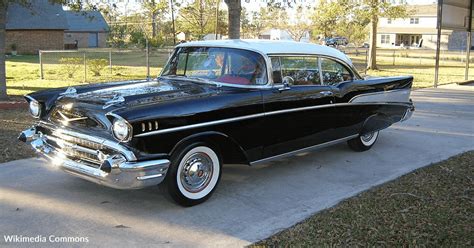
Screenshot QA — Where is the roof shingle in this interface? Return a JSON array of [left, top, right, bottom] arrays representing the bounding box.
[[6, 0, 68, 30], [65, 11, 109, 32]]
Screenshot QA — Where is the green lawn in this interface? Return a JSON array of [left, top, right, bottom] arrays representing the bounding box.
[[347, 49, 474, 88], [6, 51, 168, 95], [5, 49, 473, 95]]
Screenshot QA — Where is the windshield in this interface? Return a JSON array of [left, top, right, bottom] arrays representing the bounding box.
[[161, 47, 268, 86]]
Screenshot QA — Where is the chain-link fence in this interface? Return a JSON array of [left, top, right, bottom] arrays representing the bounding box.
[[39, 48, 173, 83], [341, 47, 473, 87], [38, 46, 473, 88]]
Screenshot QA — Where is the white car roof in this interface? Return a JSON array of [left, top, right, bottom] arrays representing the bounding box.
[[177, 39, 353, 66]]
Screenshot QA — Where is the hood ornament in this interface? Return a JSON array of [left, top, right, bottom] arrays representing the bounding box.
[[103, 94, 125, 109], [59, 87, 78, 98]]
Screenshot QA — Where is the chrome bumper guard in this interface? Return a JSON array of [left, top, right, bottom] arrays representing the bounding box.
[[20, 127, 170, 189], [401, 103, 415, 122]]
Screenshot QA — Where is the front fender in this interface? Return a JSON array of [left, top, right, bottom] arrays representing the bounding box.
[[170, 131, 250, 165]]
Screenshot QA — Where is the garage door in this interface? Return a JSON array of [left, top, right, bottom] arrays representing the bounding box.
[[88, 33, 98, 48]]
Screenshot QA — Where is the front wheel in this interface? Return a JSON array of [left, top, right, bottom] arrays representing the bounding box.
[[166, 143, 222, 207], [347, 131, 379, 152]]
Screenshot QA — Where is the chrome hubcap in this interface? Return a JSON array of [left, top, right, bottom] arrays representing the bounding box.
[[180, 152, 213, 193], [361, 132, 374, 143]]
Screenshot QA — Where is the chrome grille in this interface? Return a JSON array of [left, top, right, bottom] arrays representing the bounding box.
[[49, 108, 102, 128], [44, 133, 109, 167]]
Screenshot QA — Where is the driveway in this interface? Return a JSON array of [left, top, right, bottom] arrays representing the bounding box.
[[1, 85, 473, 247]]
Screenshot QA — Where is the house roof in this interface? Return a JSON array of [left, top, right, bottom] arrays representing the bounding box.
[[65, 11, 109, 32], [6, 0, 68, 30], [177, 39, 353, 65]]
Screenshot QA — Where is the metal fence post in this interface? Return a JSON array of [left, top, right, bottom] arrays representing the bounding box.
[[465, 31, 471, 81], [39, 50, 44, 80], [392, 50, 395, 66], [83, 52, 87, 83], [365, 49, 368, 75], [109, 50, 112, 76], [146, 39, 150, 80]]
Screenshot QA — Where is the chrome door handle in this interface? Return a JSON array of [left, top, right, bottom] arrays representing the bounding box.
[[320, 91, 333, 96]]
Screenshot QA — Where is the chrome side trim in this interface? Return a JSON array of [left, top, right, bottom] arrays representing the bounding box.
[[249, 134, 359, 166], [135, 112, 266, 137], [349, 88, 411, 103], [134, 102, 411, 138]]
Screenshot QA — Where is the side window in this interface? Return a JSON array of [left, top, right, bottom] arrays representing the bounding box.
[[272, 56, 321, 85], [271, 57, 282, 84], [320, 58, 353, 86]]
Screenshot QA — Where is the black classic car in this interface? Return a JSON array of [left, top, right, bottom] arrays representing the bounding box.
[[19, 40, 414, 206]]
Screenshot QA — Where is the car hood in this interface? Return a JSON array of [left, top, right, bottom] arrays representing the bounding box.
[[57, 78, 218, 111]]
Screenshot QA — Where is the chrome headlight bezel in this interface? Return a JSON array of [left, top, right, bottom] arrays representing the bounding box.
[[28, 100, 41, 118], [110, 115, 133, 142]]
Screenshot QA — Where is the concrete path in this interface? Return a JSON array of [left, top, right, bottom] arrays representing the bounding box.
[[1, 85, 473, 247]]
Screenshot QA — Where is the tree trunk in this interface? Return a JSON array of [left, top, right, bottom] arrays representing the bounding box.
[[367, 13, 378, 70], [0, 3, 7, 100], [224, 0, 241, 39], [151, 13, 157, 38]]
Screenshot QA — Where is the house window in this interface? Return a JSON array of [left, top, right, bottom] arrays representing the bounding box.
[[387, 18, 392, 24], [381, 35, 391, 44], [410, 18, 419, 24]]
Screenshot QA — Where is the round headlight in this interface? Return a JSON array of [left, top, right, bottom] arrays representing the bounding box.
[[29, 100, 41, 117], [112, 119, 131, 142]]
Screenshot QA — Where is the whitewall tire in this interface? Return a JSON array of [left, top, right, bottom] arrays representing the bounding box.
[[167, 143, 222, 206], [347, 131, 379, 152]]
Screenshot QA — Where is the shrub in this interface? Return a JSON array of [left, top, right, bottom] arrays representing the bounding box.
[[59, 57, 82, 78], [88, 59, 108, 76]]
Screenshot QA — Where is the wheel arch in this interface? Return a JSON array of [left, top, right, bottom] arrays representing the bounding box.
[[360, 113, 392, 135], [170, 131, 250, 165]]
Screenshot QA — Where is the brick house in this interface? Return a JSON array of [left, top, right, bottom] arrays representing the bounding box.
[[64, 11, 109, 49], [6, 0, 68, 54]]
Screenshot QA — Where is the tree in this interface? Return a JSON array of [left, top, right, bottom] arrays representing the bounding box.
[[357, 0, 409, 70], [141, 0, 168, 38], [284, 6, 311, 41], [178, 0, 219, 39], [311, 0, 346, 39], [223, 0, 241, 39]]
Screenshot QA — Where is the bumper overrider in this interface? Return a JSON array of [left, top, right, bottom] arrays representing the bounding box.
[[19, 125, 170, 189], [401, 101, 415, 122]]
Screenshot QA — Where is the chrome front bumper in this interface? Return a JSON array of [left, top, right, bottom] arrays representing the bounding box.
[[19, 126, 170, 189]]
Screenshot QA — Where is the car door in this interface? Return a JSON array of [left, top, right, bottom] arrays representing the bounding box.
[[319, 57, 364, 140], [261, 56, 336, 158]]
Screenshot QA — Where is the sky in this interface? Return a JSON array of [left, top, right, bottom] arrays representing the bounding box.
[[85, 0, 439, 14]]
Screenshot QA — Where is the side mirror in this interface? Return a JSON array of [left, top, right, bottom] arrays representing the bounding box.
[[279, 76, 293, 92]]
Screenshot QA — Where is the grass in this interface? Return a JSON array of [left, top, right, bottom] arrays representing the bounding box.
[[0, 108, 35, 163], [348, 49, 474, 88], [6, 51, 168, 95], [254, 151, 474, 247], [5, 48, 474, 95]]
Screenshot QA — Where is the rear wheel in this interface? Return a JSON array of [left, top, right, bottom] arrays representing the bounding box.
[[167, 143, 222, 207], [347, 131, 379, 152]]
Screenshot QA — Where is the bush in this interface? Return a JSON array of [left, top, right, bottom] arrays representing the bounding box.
[[88, 59, 108, 76], [59, 57, 82, 78]]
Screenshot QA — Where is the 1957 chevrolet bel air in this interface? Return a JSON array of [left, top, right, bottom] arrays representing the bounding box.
[[19, 40, 414, 206]]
